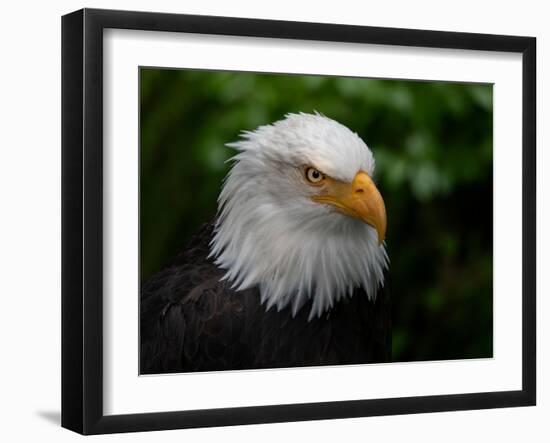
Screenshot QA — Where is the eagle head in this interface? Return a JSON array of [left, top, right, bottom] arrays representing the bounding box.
[[210, 112, 388, 319]]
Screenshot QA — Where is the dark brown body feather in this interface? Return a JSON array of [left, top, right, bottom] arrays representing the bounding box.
[[140, 223, 391, 374]]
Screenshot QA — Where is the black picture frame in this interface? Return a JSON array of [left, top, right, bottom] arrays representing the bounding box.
[[61, 8, 536, 435]]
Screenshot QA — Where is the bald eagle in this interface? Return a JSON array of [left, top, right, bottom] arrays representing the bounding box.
[[141, 113, 390, 374]]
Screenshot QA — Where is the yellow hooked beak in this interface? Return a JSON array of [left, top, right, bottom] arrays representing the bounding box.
[[312, 171, 387, 244]]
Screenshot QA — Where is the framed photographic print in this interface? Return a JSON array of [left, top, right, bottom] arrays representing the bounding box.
[[61, 8, 536, 435]]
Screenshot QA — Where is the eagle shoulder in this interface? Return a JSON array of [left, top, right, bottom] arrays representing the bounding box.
[[140, 223, 259, 373]]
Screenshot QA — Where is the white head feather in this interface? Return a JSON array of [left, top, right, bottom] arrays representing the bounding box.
[[209, 113, 389, 320]]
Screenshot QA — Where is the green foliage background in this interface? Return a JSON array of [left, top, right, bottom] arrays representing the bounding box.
[[140, 68, 493, 362]]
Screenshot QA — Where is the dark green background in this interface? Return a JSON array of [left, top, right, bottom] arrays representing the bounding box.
[[140, 68, 493, 362]]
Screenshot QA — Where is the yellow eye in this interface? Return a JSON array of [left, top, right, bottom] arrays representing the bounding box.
[[305, 167, 324, 184]]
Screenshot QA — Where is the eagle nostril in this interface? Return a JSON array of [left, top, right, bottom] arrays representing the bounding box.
[[355, 188, 365, 194]]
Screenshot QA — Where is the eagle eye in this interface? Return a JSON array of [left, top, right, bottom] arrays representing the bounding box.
[[305, 167, 325, 184]]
